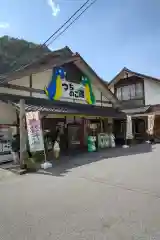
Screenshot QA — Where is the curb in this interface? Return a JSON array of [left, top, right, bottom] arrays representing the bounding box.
[[11, 168, 27, 175]]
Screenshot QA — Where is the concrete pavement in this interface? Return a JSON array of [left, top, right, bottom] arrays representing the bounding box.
[[0, 144, 160, 239], [0, 168, 16, 181]]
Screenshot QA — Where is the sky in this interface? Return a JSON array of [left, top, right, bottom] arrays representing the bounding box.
[[0, 0, 160, 81]]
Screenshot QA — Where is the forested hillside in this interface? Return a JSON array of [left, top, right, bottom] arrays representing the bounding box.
[[0, 35, 51, 74]]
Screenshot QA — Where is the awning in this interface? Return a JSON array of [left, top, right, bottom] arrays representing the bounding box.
[[0, 93, 126, 118], [13, 102, 125, 118], [122, 106, 150, 115]]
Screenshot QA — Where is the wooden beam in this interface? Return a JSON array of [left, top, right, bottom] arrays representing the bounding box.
[[100, 92, 103, 107], [0, 56, 79, 83], [0, 83, 112, 105], [0, 83, 44, 94]]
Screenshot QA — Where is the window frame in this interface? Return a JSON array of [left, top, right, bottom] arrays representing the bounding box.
[[116, 83, 143, 101]]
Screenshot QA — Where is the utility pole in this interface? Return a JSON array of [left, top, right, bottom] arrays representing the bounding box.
[[19, 99, 26, 168]]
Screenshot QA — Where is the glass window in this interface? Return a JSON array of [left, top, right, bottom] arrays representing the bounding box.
[[130, 84, 136, 98], [116, 87, 122, 100], [122, 86, 130, 100], [136, 83, 143, 97], [116, 83, 143, 100]]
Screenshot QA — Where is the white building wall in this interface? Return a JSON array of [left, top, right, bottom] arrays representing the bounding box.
[[0, 101, 17, 125], [32, 70, 52, 89], [0, 87, 30, 96], [144, 79, 160, 105], [10, 76, 30, 87]]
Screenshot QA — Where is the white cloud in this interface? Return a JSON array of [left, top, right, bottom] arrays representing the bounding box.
[[47, 0, 60, 17], [0, 22, 10, 29]]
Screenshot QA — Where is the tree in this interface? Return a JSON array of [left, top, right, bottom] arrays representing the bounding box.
[[0, 35, 51, 74]]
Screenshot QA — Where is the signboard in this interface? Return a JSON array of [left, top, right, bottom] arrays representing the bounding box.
[[89, 123, 97, 130], [45, 67, 95, 105], [26, 111, 44, 152], [62, 81, 85, 100], [98, 133, 110, 148]]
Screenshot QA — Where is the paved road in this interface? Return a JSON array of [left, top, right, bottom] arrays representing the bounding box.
[[0, 144, 160, 239]]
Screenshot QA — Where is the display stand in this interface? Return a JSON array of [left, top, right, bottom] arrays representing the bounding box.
[[87, 136, 96, 152]]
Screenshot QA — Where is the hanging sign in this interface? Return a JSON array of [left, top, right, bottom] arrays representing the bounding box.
[[147, 114, 155, 135], [26, 111, 44, 152]]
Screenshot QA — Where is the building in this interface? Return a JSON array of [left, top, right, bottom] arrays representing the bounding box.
[[108, 67, 160, 144], [0, 47, 125, 162]]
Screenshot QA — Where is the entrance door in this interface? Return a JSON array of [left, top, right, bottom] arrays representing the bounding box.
[[154, 116, 160, 142], [133, 118, 147, 142], [68, 124, 81, 150]]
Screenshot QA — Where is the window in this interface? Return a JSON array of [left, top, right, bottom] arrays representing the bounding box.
[[116, 83, 143, 100], [116, 87, 122, 100], [136, 83, 143, 97], [130, 84, 136, 98], [122, 86, 130, 100]]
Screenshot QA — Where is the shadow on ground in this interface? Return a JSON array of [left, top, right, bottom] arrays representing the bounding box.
[[35, 143, 153, 177]]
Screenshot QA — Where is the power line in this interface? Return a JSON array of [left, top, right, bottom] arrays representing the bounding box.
[[0, 0, 92, 79], [16, 0, 98, 74], [46, 0, 97, 47], [38, 0, 92, 48], [56, 0, 85, 2], [0, 0, 98, 84]]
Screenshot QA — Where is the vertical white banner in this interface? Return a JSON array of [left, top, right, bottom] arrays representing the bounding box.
[[26, 111, 44, 152], [148, 114, 155, 135], [126, 115, 133, 139]]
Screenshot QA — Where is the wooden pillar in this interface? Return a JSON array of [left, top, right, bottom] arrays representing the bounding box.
[[99, 117, 103, 132], [29, 74, 32, 97], [16, 110, 20, 134], [19, 99, 26, 168], [100, 92, 103, 107]]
